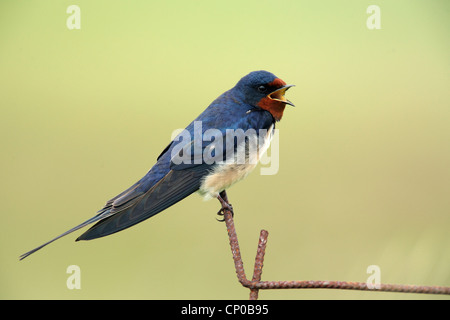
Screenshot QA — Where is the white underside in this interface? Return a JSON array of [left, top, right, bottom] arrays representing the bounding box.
[[198, 124, 274, 200]]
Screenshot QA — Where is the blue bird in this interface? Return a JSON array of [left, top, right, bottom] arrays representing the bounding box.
[[20, 70, 294, 260]]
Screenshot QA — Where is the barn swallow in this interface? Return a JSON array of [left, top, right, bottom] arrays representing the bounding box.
[[20, 70, 294, 260]]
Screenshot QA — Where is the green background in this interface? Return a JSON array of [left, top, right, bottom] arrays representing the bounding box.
[[1, 0, 449, 299]]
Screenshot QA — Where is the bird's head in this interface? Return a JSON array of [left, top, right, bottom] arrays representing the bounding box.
[[235, 70, 295, 121]]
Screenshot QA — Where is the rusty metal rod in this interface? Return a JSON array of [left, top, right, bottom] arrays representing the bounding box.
[[223, 209, 450, 298], [249, 230, 268, 300]]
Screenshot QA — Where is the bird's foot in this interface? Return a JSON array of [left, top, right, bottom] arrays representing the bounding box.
[[216, 191, 234, 222], [216, 203, 234, 222]]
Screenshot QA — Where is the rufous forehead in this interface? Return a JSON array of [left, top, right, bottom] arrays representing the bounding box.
[[268, 78, 286, 88]]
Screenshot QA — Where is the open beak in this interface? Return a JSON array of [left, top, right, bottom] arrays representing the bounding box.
[[268, 84, 295, 107]]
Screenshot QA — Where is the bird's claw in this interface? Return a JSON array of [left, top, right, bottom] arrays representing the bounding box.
[[216, 203, 233, 222]]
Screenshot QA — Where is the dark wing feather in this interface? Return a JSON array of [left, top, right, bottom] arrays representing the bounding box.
[[76, 167, 208, 241], [157, 141, 173, 161]]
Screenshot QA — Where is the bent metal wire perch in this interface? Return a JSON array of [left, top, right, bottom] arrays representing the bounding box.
[[221, 209, 450, 300]]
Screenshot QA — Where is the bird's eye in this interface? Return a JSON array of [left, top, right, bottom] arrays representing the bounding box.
[[258, 85, 267, 93]]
